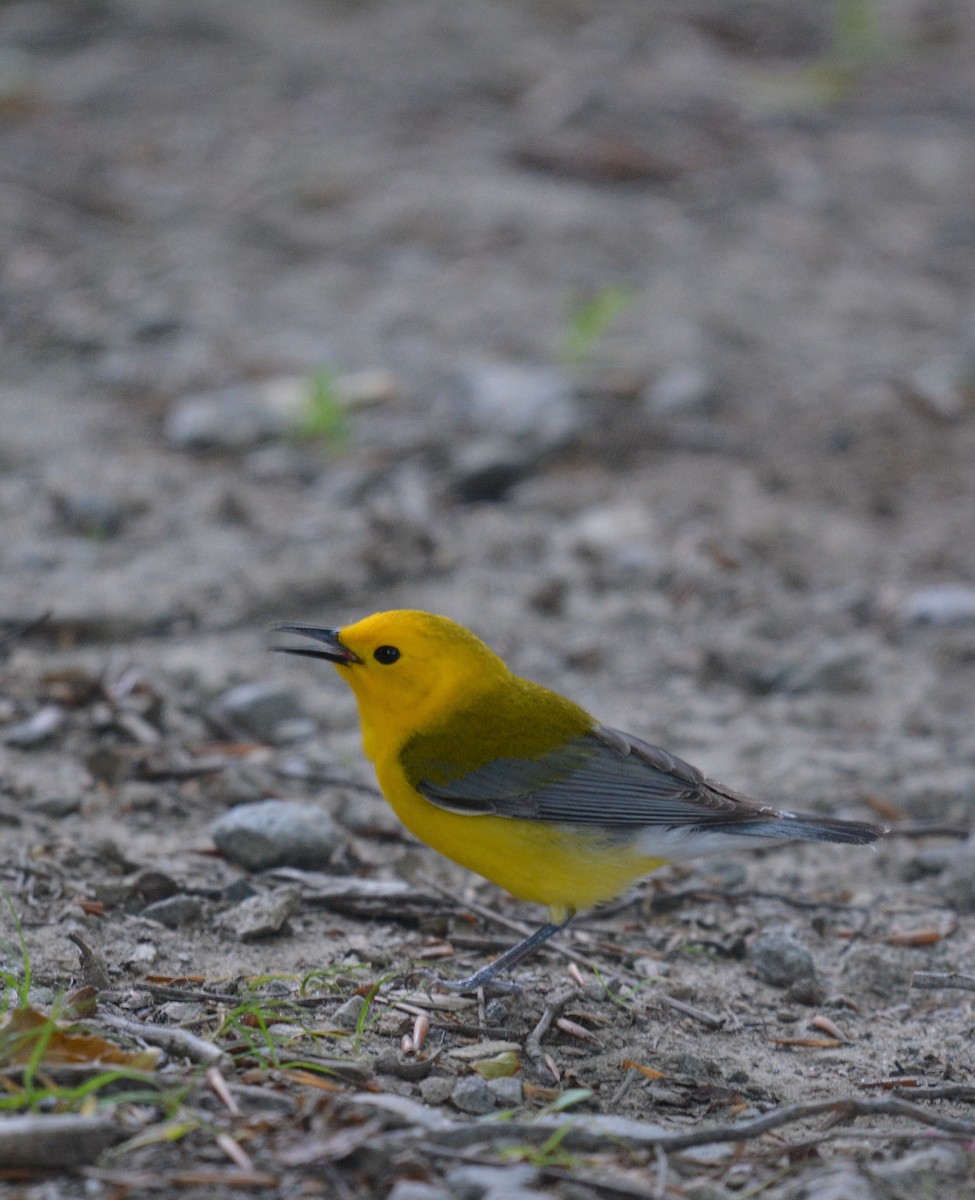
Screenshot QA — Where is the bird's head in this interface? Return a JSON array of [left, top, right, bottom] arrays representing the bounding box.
[[273, 610, 511, 757]]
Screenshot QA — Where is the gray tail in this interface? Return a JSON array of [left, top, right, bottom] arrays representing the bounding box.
[[716, 813, 886, 845]]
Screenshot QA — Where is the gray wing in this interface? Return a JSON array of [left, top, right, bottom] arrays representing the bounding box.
[[417, 724, 883, 844], [416, 724, 771, 828]]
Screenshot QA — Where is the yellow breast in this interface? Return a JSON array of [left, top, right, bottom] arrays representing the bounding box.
[[375, 757, 667, 918]]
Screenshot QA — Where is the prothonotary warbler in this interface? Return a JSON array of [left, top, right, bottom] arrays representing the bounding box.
[[274, 610, 884, 991]]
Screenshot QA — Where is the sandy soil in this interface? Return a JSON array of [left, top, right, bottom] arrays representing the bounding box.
[[2, 1, 975, 1197]]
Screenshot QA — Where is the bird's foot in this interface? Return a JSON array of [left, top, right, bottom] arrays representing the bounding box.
[[411, 966, 521, 995]]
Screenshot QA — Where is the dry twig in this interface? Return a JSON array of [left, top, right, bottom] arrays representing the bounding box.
[[96, 1010, 230, 1068], [911, 970, 975, 992]]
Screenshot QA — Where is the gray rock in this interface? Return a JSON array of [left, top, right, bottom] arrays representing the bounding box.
[[908, 359, 969, 420], [901, 583, 975, 626], [212, 762, 273, 807], [486, 1076, 523, 1107], [773, 642, 870, 694], [209, 682, 315, 745], [681, 1183, 734, 1200], [701, 860, 747, 891], [702, 642, 868, 696], [3, 705, 64, 748], [899, 845, 958, 882], [31, 794, 81, 818], [938, 851, 975, 913], [330, 994, 367, 1031], [463, 360, 578, 451], [164, 380, 305, 451], [141, 894, 202, 929], [225, 886, 302, 941], [158, 1001, 203, 1024], [50, 491, 129, 538], [222, 878, 259, 904], [750, 931, 817, 988], [418, 1076, 455, 1105], [644, 362, 714, 414], [797, 1166, 881, 1200], [387, 1183, 450, 1200], [484, 1191, 551, 1200], [868, 1143, 969, 1196], [449, 1075, 495, 1115], [211, 799, 342, 870], [450, 438, 534, 503], [445, 1163, 539, 1200]]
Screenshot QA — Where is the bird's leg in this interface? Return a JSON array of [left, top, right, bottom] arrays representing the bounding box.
[[425, 916, 573, 994]]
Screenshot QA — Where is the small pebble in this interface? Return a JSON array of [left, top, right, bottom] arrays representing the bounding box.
[[212, 762, 275, 806], [463, 360, 578, 451], [125, 943, 158, 967], [908, 359, 970, 420], [164, 382, 296, 451], [486, 1076, 523, 1107], [31, 794, 81, 819], [446, 1164, 540, 1200], [800, 1167, 881, 1200], [773, 642, 869, 694], [141, 895, 202, 929], [702, 860, 747, 891], [484, 998, 508, 1024], [869, 1143, 969, 1191], [450, 438, 534, 503], [158, 1001, 202, 1024], [209, 682, 315, 745], [50, 491, 129, 538], [937, 851, 975, 913], [330, 994, 366, 1031], [334, 367, 401, 409], [418, 1076, 454, 1106], [901, 583, 975, 627], [386, 1184, 450, 1200], [644, 362, 714, 414], [222, 878, 259, 904], [210, 799, 342, 870], [3, 705, 64, 748], [450, 1075, 494, 1115], [224, 886, 301, 941], [750, 930, 817, 988]]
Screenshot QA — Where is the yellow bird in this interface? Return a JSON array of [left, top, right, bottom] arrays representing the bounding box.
[[275, 610, 883, 991]]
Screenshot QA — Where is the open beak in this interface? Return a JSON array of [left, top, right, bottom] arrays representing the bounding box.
[[272, 624, 362, 665]]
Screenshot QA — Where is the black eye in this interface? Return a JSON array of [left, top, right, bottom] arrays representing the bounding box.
[[373, 645, 401, 665]]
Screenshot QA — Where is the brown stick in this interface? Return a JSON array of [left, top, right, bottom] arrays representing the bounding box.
[[911, 970, 975, 992]]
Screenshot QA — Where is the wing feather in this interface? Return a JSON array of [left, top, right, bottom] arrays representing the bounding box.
[[414, 724, 883, 845], [416, 724, 771, 827]]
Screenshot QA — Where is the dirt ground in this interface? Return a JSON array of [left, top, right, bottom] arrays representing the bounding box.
[[2, 0, 975, 1197]]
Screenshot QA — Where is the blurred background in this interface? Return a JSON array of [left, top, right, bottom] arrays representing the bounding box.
[[2, 0, 975, 887], [3, 6, 975, 1181]]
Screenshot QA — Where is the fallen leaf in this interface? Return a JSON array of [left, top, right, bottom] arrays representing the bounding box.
[[884, 928, 950, 947], [555, 1017, 602, 1046], [0, 1007, 159, 1070], [621, 1058, 666, 1081], [472, 1050, 520, 1079], [144, 974, 207, 985], [277, 1068, 344, 1092], [770, 1037, 842, 1049], [859, 1078, 919, 1090], [809, 1015, 847, 1041], [862, 792, 904, 822]]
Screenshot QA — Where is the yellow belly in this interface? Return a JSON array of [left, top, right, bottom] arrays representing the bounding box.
[[376, 758, 667, 916]]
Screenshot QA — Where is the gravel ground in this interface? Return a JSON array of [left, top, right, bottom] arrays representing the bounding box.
[[2, 1, 975, 1197]]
